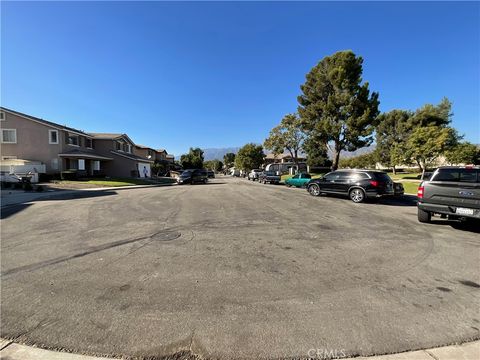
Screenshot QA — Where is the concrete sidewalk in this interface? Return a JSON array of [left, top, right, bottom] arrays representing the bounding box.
[[0, 183, 173, 207], [0, 339, 478, 360]]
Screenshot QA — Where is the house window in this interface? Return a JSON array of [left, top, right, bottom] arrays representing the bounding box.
[[49, 130, 59, 144], [78, 159, 85, 170], [67, 134, 79, 146], [93, 160, 100, 171], [86, 138, 93, 148], [1, 129, 17, 143], [51, 158, 59, 170], [0, 112, 5, 120], [67, 159, 78, 170], [116, 141, 122, 151]]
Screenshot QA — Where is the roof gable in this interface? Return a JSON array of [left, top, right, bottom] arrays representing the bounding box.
[[0, 107, 91, 137]]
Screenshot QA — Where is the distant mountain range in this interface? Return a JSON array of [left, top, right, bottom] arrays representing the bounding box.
[[202, 147, 241, 161], [201, 144, 376, 162]]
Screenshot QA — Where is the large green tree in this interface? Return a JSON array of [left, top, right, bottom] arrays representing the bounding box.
[[375, 109, 414, 174], [297, 50, 380, 170], [405, 126, 458, 174], [302, 134, 330, 167], [223, 153, 236, 168], [180, 147, 204, 169], [204, 159, 224, 172], [339, 152, 378, 169], [403, 98, 458, 173], [234, 143, 264, 171], [445, 142, 480, 165], [264, 113, 305, 165]]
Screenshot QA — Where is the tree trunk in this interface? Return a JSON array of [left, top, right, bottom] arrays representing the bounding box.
[[392, 165, 396, 175], [332, 146, 341, 171], [416, 158, 425, 174]]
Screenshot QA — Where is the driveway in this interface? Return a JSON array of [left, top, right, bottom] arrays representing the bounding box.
[[1, 177, 479, 359]]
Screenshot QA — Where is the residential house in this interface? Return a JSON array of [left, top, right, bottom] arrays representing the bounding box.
[[263, 153, 307, 165], [156, 149, 168, 162], [165, 154, 175, 164], [134, 144, 157, 161], [89, 134, 154, 178], [0, 107, 113, 176]]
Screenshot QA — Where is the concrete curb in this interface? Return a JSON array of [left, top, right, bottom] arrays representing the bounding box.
[[0, 339, 478, 360]]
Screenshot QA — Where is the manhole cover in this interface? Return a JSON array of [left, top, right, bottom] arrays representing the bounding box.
[[150, 231, 181, 242]]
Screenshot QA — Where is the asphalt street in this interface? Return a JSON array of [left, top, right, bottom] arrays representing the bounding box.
[[1, 176, 479, 359]]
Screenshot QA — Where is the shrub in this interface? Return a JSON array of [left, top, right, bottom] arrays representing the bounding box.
[[61, 171, 78, 180]]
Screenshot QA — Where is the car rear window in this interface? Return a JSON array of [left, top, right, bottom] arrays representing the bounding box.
[[432, 168, 479, 183], [351, 172, 369, 180], [373, 172, 392, 182]]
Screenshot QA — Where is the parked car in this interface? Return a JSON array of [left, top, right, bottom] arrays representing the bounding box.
[[247, 169, 262, 181], [417, 166, 480, 223], [177, 169, 208, 184], [306, 170, 403, 203], [258, 171, 281, 184], [207, 170, 215, 178], [0, 172, 22, 183], [285, 173, 311, 188]]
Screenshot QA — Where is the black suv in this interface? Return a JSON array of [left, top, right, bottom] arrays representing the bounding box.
[[306, 170, 403, 203], [177, 169, 208, 185], [417, 166, 480, 223]]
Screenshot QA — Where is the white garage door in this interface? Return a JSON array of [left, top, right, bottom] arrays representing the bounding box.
[[137, 163, 151, 178]]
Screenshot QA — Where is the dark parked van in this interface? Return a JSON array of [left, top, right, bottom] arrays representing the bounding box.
[[306, 169, 404, 203], [177, 169, 208, 184]]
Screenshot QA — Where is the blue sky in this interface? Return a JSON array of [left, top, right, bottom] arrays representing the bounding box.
[[2, 1, 479, 156]]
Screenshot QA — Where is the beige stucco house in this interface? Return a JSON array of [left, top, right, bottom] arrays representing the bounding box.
[[88, 134, 154, 178], [0, 107, 113, 176], [0, 107, 156, 178]]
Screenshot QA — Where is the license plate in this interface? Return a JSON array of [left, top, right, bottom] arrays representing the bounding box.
[[456, 207, 474, 216]]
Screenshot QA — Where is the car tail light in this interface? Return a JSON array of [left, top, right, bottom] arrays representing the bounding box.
[[369, 180, 379, 187], [417, 185, 424, 199]]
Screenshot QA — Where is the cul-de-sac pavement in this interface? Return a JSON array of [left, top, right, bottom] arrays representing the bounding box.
[[1, 177, 479, 359]]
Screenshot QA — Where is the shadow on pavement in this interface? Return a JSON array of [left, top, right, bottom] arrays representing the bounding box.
[[1, 190, 117, 220], [429, 218, 480, 234], [0, 203, 34, 220], [374, 194, 417, 207]]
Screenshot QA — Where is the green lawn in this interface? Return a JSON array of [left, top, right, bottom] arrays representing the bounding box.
[[401, 181, 421, 195], [84, 178, 153, 187], [387, 172, 422, 181]]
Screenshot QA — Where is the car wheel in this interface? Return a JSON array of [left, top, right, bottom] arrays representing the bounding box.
[[417, 208, 431, 223], [308, 184, 320, 196], [349, 188, 365, 203], [286, 183, 291, 187]]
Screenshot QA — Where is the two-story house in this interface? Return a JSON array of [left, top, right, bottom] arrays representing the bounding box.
[[0, 107, 113, 176], [90, 134, 154, 178], [133, 144, 157, 161]]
